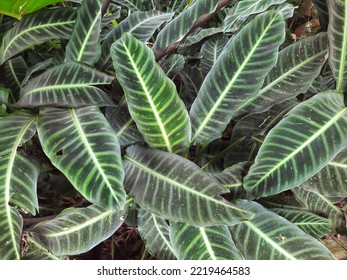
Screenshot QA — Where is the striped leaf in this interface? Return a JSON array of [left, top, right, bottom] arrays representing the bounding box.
[[237, 32, 328, 117], [112, 0, 143, 11], [22, 234, 67, 260], [170, 0, 186, 12], [5, 56, 28, 101], [170, 222, 242, 260], [200, 34, 229, 76], [0, 111, 39, 260], [123, 145, 254, 227], [107, 98, 143, 148], [190, 11, 285, 145], [0, 0, 66, 19], [37, 106, 125, 211], [21, 58, 53, 87], [178, 64, 203, 108], [223, 0, 286, 32], [301, 147, 347, 196], [65, 0, 103, 66], [138, 208, 176, 260], [293, 187, 347, 234], [111, 33, 191, 154], [229, 200, 335, 260], [159, 54, 185, 78], [179, 27, 223, 49], [17, 62, 114, 108], [271, 208, 333, 239], [0, 7, 76, 65], [98, 11, 174, 70], [213, 163, 254, 200], [328, 0, 347, 92], [28, 204, 125, 256], [153, 0, 228, 54], [244, 92, 347, 197], [312, 0, 329, 30]]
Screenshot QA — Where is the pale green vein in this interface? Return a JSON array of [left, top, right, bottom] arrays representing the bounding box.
[[199, 227, 217, 260], [337, 0, 347, 92], [152, 213, 174, 254]]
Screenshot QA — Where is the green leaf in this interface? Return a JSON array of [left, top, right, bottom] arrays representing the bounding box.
[[229, 200, 335, 260], [178, 27, 223, 49], [22, 234, 67, 260], [190, 11, 285, 145], [244, 92, 347, 197], [0, 0, 66, 19], [153, 0, 227, 54], [123, 145, 254, 227], [65, 0, 103, 65], [112, 0, 143, 11], [107, 97, 143, 148], [213, 162, 254, 200], [178, 64, 203, 108], [223, 0, 286, 32], [138, 208, 176, 260], [328, 0, 347, 92], [111, 33, 191, 154], [37, 106, 126, 211], [0, 111, 38, 260], [0, 7, 76, 65], [159, 54, 185, 78], [200, 34, 229, 76], [28, 204, 125, 256], [98, 11, 174, 70], [5, 56, 28, 101], [270, 208, 333, 239], [239, 32, 328, 117], [301, 147, 347, 196], [293, 187, 347, 234], [17, 62, 114, 108], [170, 222, 242, 260]]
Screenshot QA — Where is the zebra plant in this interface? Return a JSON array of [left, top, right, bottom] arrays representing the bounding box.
[[0, 0, 345, 260]]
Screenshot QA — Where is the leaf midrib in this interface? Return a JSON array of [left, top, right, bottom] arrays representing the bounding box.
[[121, 38, 173, 153], [249, 106, 347, 189], [199, 227, 217, 260], [70, 109, 121, 206], [44, 209, 113, 237], [4, 115, 37, 259], [243, 221, 297, 260], [2, 20, 75, 62], [337, 0, 347, 92]]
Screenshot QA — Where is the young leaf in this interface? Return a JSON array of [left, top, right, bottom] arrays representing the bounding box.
[[112, 0, 143, 11], [190, 11, 285, 145], [170, 222, 242, 260], [153, 0, 228, 56], [0, 7, 76, 65], [301, 147, 347, 197], [28, 205, 125, 256], [239, 32, 328, 117], [98, 11, 174, 70], [229, 200, 335, 260], [138, 208, 176, 260], [328, 0, 347, 92], [244, 92, 347, 197], [5, 56, 28, 100], [223, 0, 286, 32], [111, 33, 191, 154], [270, 208, 333, 239], [65, 0, 103, 66], [0, 111, 38, 260], [123, 145, 254, 227], [17, 62, 114, 108], [37, 106, 126, 211], [293, 187, 347, 234], [200, 34, 229, 76]]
